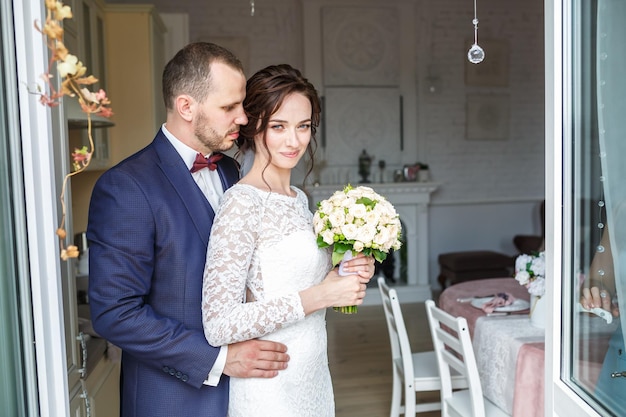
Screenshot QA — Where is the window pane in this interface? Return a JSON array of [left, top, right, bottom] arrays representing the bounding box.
[[0, 6, 28, 415], [569, 0, 626, 415]]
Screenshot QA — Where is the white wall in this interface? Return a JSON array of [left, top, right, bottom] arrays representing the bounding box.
[[429, 199, 544, 283], [107, 0, 546, 290]]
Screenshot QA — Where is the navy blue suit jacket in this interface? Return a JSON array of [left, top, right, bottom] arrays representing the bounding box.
[[87, 130, 239, 417]]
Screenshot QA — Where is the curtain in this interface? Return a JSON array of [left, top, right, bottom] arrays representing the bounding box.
[[596, 0, 626, 343], [594, 0, 626, 413]]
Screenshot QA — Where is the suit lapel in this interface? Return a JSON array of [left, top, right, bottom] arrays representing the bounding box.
[[152, 132, 215, 246], [215, 153, 239, 191]]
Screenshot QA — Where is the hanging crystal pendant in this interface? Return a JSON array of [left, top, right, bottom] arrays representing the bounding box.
[[468, 43, 485, 64], [467, 3, 484, 64], [250, 0, 255, 16]]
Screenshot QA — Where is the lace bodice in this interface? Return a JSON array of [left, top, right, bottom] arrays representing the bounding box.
[[202, 183, 331, 345]]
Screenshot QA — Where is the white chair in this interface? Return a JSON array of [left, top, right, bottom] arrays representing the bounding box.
[[377, 277, 468, 416], [424, 299, 510, 417]]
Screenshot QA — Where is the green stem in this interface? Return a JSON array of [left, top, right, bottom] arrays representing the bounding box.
[[333, 305, 358, 314]]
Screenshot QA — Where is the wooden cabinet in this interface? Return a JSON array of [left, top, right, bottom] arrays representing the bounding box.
[[104, 4, 167, 165], [70, 3, 167, 236], [66, 7, 167, 414], [64, 0, 112, 171], [69, 387, 86, 417], [84, 355, 121, 417], [63, 2, 123, 416], [68, 352, 120, 417]]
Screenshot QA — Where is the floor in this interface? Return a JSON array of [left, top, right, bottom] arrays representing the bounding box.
[[327, 301, 442, 417]]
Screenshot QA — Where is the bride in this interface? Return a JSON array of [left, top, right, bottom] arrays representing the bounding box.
[[201, 64, 375, 417]]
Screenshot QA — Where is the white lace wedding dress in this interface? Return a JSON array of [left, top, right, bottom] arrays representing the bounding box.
[[202, 184, 335, 417]]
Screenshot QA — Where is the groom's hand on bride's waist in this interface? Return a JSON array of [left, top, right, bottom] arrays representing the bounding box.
[[223, 339, 289, 378]]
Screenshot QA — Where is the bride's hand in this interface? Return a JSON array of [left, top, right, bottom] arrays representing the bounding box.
[[299, 268, 369, 314], [580, 286, 620, 317], [320, 269, 367, 307], [339, 253, 376, 282]]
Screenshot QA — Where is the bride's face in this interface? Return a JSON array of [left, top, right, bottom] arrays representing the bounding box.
[[254, 92, 312, 171]]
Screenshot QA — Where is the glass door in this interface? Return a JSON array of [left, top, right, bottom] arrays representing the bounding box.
[[549, 0, 626, 415], [0, 0, 36, 415]]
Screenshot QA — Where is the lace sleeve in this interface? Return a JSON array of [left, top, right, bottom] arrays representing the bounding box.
[[201, 187, 305, 346]]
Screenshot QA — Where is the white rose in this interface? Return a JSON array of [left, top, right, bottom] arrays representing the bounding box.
[[328, 211, 346, 229], [341, 223, 359, 241], [527, 277, 545, 296], [331, 190, 345, 200], [339, 194, 355, 208], [357, 186, 375, 196], [387, 222, 401, 238], [373, 228, 391, 250], [356, 225, 377, 246], [319, 200, 334, 215], [376, 199, 391, 211], [515, 254, 532, 273], [348, 203, 367, 219], [321, 230, 335, 245], [345, 188, 357, 198], [348, 187, 365, 199], [378, 211, 396, 224], [364, 210, 381, 225], [312, 211, 324, 230], [331, 225, 343, 237], [531, 256, 545, 278], [353, 240, 365, 252], [515, 270, 530, 286]]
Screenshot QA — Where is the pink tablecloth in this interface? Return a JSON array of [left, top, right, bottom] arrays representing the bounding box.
[[438, 277, 532, 337], [513, 342, 545, 416], [438, 278, 544, 417]]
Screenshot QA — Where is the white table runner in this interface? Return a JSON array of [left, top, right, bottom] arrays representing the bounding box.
[[472, 316, 544, 414]]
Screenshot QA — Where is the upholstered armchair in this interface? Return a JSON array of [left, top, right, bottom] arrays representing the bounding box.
[[512, 200, 545, 254]]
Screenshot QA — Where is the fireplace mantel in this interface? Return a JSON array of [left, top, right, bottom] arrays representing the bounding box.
[[306, 182, 439, 304]]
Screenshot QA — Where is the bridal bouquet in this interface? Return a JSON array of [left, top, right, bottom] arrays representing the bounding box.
[[313, 184, 402, 313], [514, 251, 546, 297]]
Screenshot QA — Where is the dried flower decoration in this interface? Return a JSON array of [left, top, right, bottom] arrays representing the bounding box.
[[30, 0, 113, 260]]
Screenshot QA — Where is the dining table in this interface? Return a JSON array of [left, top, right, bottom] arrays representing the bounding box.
[[438, 277, 545, 417]]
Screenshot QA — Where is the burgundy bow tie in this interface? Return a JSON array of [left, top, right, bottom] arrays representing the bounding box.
[[190, 152, 223, 173]]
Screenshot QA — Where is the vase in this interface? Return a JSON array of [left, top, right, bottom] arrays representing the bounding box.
[[529, 294, 546, 328], [336, 251, 358, 314]]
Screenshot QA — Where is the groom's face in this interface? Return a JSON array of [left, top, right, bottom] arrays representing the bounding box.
[[193, 62, 248, 153]]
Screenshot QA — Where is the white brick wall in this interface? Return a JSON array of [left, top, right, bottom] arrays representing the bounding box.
[[107, 0, 546, 288], [108, 0, 544, 198], [416, 0, 544, 203]]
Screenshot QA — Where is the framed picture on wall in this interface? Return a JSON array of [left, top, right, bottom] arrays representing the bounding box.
[[465, 94, 510, 140], [464, 39, 509, 87]]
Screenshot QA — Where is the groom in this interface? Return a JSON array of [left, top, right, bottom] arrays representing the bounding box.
[[87, 42, 289, 417]]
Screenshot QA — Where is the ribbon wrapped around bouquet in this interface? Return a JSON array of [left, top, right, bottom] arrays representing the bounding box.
[[313, 184, 403, 314]]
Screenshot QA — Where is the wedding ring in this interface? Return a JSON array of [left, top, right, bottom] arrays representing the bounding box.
[[600, 291, 607, 298]]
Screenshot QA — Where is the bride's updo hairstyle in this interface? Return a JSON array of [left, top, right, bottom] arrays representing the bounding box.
[[237, 64, 321, 183]]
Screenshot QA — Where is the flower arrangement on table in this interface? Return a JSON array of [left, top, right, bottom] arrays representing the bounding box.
[[515, 252, 546, 321], [313, 184, 403, 314], [514, 251, 546, 297], [30, 0, 113, 260]]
